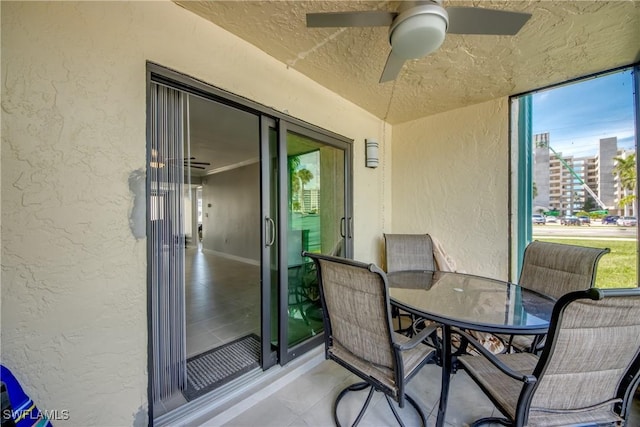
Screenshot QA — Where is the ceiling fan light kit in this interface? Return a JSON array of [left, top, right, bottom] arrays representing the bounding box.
[[389, 5, 448, 60]]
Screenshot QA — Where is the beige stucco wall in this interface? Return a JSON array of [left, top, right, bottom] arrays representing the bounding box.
[[1, 1, 390, 425], [391, 98, 510, 279]]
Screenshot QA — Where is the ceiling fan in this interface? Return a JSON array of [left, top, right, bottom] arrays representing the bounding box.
[[306, 0, 531, 83], [150, 150, 211, 170], [183, 157, 211, 170]]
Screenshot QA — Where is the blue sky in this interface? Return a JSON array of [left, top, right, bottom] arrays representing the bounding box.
[[532, 68, 636, 157]]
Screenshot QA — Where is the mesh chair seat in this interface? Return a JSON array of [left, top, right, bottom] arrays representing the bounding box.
[[506, 334, 542, 353], [459, 353, 536, 418], [330, 333, 434, 399]]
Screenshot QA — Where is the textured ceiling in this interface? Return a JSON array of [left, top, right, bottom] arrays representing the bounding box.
[[175, 0, 639, 125]]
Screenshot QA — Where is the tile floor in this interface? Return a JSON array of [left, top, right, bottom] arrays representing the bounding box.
[[214, 358, 640, 427], [184, 247, 260, 358], [215, 360, 467, 427]]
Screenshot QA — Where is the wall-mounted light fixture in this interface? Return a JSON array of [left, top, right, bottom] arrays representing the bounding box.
[[365, 139, 379, 168]]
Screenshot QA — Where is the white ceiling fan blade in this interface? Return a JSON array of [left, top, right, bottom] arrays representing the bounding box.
[[446, 7, 532, 35], [379, 50, 406, 83], [306, 11, 396, 28]]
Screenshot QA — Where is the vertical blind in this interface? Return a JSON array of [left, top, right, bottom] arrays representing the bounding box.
[[149, 83, 187, 402]]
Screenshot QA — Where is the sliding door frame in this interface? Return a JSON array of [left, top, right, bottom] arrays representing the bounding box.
[[260, 115, 278, 370], [277, 121, 354, 365], [146, 63, 355, 416]]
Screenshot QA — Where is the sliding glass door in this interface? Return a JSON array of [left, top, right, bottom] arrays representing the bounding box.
[[278, 122, 352, 363], [148, 65, 353, 416]]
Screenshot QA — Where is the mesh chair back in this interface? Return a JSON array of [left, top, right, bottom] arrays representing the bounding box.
[[518, 241, 609, 299], [530, 289, 640, 420], [315, 256, 396, 370], [384, 234, 435, 273]]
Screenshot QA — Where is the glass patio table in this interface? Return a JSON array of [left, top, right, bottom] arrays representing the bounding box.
[[388, 270, 555, 427]]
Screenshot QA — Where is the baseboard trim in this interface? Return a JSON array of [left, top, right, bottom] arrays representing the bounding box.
[[200, 248, 260, 267]]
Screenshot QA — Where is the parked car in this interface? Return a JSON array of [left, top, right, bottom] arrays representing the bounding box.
[[545, 216, 558, 223], [602, 215, 620, 225], [532, 214, 545, 225], [617, 216, 637, 227], [578, 216, 591, 225], [561, 215, 581, 226]]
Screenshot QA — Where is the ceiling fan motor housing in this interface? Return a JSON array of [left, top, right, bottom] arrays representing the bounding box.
[[389, 4, 449, 60]]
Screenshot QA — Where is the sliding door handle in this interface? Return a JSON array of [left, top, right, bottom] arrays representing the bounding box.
[[348, 217, 353, 238], [265, 217, 276, 247], [340, 217, 346, 238]]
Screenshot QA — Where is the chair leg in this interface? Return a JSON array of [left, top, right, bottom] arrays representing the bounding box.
[[334, 381, 427, 427], [334, 382, 374, 427], [470, 417, 512, 426], [385, 395, 406, 427], [392, 307, 415, 336], [384, 394, 427, 427]]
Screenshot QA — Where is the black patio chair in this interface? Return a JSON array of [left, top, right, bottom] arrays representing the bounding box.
[[384, 233, 436, 335], [303, 251, 437, 427], [502, 241, 610, 353], [457, 287, 640, 426]]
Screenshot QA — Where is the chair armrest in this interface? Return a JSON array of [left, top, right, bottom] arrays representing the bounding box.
[[454, 329, 536, 383], [395, 324, 439, 351]]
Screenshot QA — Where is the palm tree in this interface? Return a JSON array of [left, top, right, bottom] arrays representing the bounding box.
[[613, 153, 636, 211], [296, 168, 313, 213], [288, 156, 301, 213]]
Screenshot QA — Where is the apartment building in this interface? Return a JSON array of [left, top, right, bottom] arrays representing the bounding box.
[[302, 188, 320, 213], [534, 133, 635, 216]]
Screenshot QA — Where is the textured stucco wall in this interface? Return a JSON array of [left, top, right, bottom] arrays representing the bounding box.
[[391, 98, 510, 279], [1, 1, 389, 425]]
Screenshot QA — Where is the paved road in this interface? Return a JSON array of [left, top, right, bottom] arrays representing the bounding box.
[[533, 223, 637, 241]]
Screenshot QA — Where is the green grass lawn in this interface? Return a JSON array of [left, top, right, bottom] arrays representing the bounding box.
[[537, 238, 638, 289]]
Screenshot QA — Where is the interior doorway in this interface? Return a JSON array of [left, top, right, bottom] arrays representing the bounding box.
[[186, 93, 261, 348], [181, 93, 264, 408]]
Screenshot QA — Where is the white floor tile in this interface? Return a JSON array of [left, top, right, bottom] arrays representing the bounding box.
[[211, 359, 640, 427]]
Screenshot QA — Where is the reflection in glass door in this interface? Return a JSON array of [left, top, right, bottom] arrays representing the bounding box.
[[279, 123, 352, 362]]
